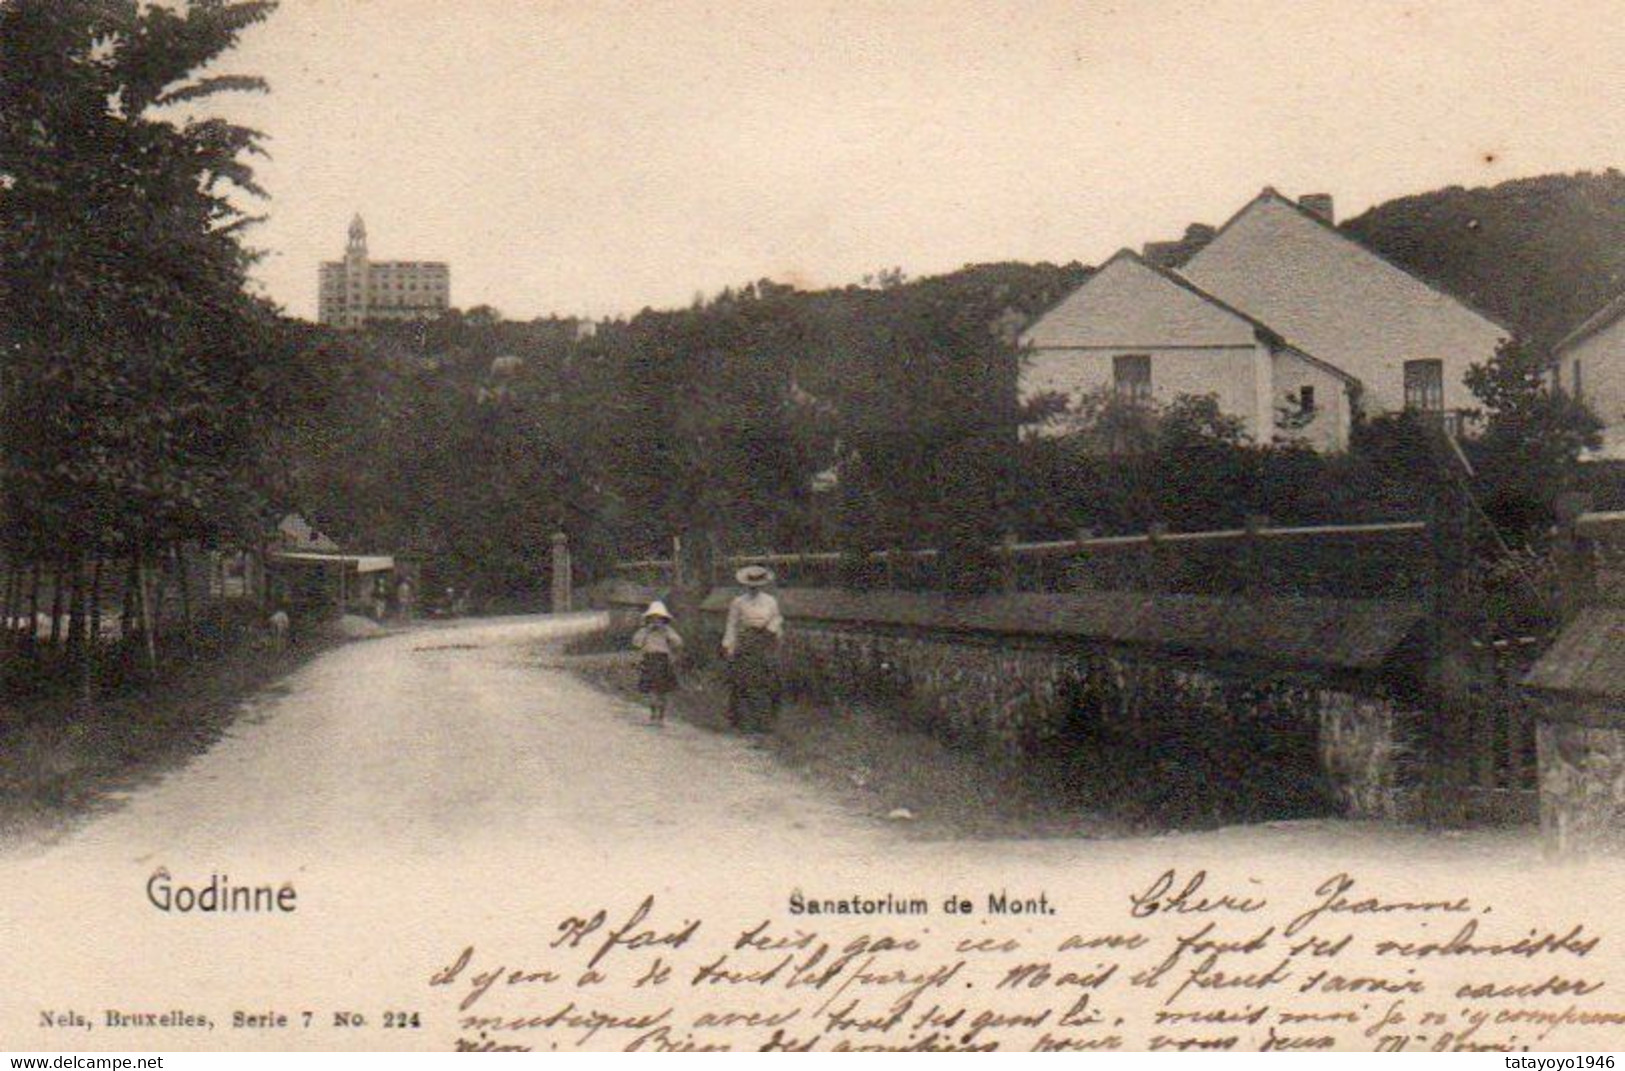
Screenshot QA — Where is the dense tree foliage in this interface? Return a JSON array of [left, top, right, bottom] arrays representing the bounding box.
[[1463, 336, 1603, 537], [281, 264, 1088, 602], [1014, 392, 1433, 539]]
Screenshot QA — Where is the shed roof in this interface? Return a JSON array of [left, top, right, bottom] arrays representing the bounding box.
[[1555, 292, 1625, 357], [700, 587, 1425, 673], [1524, 607, 1625, 700]]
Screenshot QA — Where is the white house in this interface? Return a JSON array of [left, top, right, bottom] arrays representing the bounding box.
[[1553, 292, 1625, 458], [1020, 188, 1510, 450], [1022, 248, 1357, 450]]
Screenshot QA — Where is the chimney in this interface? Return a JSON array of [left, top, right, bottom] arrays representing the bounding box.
[[1299, 193, 1335, 224], [1141, 223, 1216, 268], [1141, 239, 1181, 264]]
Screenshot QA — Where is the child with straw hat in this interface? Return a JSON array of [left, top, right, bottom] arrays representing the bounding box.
[[632, 600, 684, 725]]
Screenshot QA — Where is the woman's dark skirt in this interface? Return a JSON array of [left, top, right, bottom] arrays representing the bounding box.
[[638, 652, 678, 695], [728, 628, 780, 730]]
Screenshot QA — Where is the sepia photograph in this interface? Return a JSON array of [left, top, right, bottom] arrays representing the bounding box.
[[3, 0, 1625, 1055]]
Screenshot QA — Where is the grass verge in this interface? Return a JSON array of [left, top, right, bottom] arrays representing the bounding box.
[[0, 635, 331, 849], [556, 631, 1132, 841]]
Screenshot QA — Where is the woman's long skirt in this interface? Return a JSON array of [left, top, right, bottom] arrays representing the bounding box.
[[728, 628, 780, 731]]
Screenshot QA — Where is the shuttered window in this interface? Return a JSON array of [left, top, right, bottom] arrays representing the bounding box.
[[1114, 354, 1152, 406], [1403, 359, 1444, 412]]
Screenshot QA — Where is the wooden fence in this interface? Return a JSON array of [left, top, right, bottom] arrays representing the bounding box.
[[615, 519, 1434, 600]]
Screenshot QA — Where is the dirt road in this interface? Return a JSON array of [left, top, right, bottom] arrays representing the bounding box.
[[7, 614, 894, 871]]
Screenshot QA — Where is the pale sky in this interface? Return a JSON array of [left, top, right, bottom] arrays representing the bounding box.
[[210, 0, 1625, 322]]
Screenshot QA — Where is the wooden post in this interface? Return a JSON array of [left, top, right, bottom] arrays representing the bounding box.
[[551, 532, 572, 613], [999, 530, 1019, 594], [1144, 523, 1167, 593], [1243, 514, 1270, 597], [1428, 466, 1479, 807], [1553, 493, 1596, 625], [671, 535, 684, 589], [1069, 528, 1094, 592]]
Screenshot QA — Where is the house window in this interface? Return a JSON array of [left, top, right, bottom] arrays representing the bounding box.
[[1299, 385, 1316, 411], [1114, 354, 1152, 406], [1574, 359, 1585, 402], [1403, 359, 1444, 412]]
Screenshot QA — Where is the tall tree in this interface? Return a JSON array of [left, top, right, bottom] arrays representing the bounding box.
[[1464, 335, 1602, 539], [0, 0, 283, 677]]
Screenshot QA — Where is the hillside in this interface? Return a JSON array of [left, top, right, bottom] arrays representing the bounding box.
[[1341, 170, 1625, 347]]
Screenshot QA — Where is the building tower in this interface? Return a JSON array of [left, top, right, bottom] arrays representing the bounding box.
[[347, 212, 367, 258], [340, 213, 369, 328]]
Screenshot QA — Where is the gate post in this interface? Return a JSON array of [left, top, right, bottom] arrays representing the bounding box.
[[1526, 505, 1625, 857], [1536, 721, 1625, 857], [551, 532, 572, 613]]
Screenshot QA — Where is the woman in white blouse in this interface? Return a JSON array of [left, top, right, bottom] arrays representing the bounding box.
[[722, 565, 783, 730]]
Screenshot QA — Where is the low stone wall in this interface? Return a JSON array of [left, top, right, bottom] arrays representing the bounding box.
[[664, 587, 1426, 822], [780, 626, 1079, 755]]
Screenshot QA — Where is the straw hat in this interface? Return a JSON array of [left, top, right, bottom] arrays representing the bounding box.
[[642, 600, 673, 620], [735, 565, 775, 587]]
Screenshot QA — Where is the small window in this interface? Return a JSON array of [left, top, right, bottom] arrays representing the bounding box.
[[1403, 359, 1444, 412], [1574, 359, 1585, 402], [1299, 385, 1316, 411], [1114, 354, 1152, 406]]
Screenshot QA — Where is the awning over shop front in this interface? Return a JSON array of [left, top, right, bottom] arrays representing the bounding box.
[[268, 551, 395, 574]]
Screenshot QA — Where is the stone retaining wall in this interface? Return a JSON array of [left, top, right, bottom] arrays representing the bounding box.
[[777, 622, 1417, 820], [604, 587, 1427, 822]]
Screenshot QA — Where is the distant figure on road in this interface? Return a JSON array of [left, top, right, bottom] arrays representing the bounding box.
[[722, 565, 783, 732], [632, 601, 684, 726], [267, 607, 291, 655], [395, 577, 415, 622]]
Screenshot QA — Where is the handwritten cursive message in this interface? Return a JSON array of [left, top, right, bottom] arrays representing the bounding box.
[[423, 870, 1621, 1052]]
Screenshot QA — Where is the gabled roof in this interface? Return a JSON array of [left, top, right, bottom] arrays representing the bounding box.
[[1119, 247, 1282, 342], [1132, 248, 1361, 387], [277, 513, 341, 553], [1555, 292, 1625, 357], [1019, 246, 1269, 348], [1020, 247, 1360, 387], [1196, 187, 1515, 335]]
